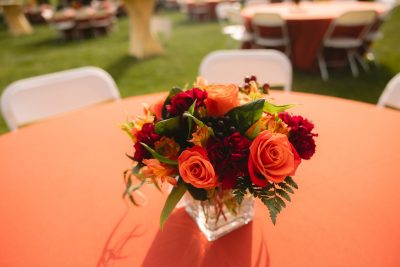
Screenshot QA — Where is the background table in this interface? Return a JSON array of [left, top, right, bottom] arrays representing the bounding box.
[[1, 0, 33, 35], [0, 91, 399, 266], [242, 2, 387, 71]]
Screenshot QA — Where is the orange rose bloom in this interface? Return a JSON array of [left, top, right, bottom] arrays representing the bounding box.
[[178, 146, 218, 189], [205, 84, 239, 117], [248, 130, 301, 186]]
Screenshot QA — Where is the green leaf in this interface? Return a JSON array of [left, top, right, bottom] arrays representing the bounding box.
[[263, 101, 295, 114], [276, 189, 291, 202], [132, 163, 143, 174], [140, 143, 178, 165], [182, 112, 205, 127], [285, 176, 298, 189], [186, 183, 208, 201], [155, 116, 180, 135], [264, 198, 279, 225], [162, 87, 183, 118], [187, 100, 196, 138], [226, 99, 265, 134], [278, 182, 295, 194], [275, 196, 286, 208], [245, 121, 262, 140], [160, 180, 187, 228]]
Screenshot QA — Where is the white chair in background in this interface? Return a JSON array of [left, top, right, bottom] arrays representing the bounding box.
[[377, 73, 400, 109], [252, 12, 291, 56], [216, 2, 241, 22], [0, 66, 120, 131], [151, 16, 172, 43], [199, 49, 292, 91], [318, 10, 377, 81], [225, 9, 253, 43]]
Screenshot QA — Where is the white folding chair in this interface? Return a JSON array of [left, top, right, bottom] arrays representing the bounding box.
[[216, 2, 241, 22], [377, 73, 400, 109], [0, 66, 120, 131], [318, 10, 377, 81], [225, 9, 253, 43], [252, 12, 291, 56], [151, 16, 172, 43], [199, 49, 292, 91]]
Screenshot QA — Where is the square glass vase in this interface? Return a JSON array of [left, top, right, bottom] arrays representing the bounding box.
[[185, 192, 254, 241]]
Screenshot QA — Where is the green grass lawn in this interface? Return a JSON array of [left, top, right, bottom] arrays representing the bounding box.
[[0, 8, 399, 134]]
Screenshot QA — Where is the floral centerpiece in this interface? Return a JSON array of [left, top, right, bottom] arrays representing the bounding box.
[[122, 76, 317, 241]]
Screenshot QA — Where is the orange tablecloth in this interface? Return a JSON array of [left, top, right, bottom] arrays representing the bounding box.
[[0, 91, 400, 266], [242, 2, 386, 71]]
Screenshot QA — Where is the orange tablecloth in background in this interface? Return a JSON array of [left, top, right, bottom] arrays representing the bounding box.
[[186, 0, 236, 20], [0, 91, 400, 266], [242, 2, 386, 71]]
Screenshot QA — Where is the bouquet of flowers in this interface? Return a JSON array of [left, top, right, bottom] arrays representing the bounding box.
[[122, 76, 317, 230]]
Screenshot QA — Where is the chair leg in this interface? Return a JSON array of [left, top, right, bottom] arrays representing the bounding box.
[[347, 50, 359, 77], [318, 52, 329, 81], [355, 52, 370, 72]]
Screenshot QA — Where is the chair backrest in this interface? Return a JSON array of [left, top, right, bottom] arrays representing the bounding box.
[[325, 10, 377, 40], [199, 49, 292, 92], [252, 12, 285, 27], [377, 73, 400, 109], [1, 66, 120, 131], [227, 8, 244, 25]]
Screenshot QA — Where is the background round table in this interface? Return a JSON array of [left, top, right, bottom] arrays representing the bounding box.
[[0, 91, 399, 266], [242, 2, 387, 71]]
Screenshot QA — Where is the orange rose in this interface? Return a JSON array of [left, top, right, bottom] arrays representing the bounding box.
[[178, 146, 218, 189], [248, 130, 301, 186], [150, 97, 165, 120], [205, 84, 239, 117]]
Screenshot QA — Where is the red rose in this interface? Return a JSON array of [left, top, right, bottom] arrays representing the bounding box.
[[167, 88, 207, 117]]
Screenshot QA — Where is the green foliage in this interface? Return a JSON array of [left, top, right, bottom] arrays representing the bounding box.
[[155, 116, 180, 135], [140, 142, 178, 165], [186, 183, 208, 201], [226, 99, 265, 134], [233, 176, 252, 204], [186, 100, 196, 138], [183, 112, 204, 127], [160, 179, 187, 229], [263, 102, 295, 114], [285, 176, 298, 189], [122, 163, 145, 206], [234, 176, 299, 225]]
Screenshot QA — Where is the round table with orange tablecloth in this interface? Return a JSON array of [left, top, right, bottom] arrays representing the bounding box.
[[0, 91, 399, 266], [242, 2, 387, 71]]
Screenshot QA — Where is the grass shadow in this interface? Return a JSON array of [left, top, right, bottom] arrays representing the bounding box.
[[105, 54, 140, 83], [293, 62, 397, 104]]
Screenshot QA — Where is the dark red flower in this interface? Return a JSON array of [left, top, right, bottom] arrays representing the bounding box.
[[166, 88, 207, 117], [133, 123, 161, 162], [206, 132, 251, 189], [279, 112, 318, 160]]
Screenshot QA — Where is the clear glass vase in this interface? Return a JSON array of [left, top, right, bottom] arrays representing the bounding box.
[[185, 191, 254, 241]]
